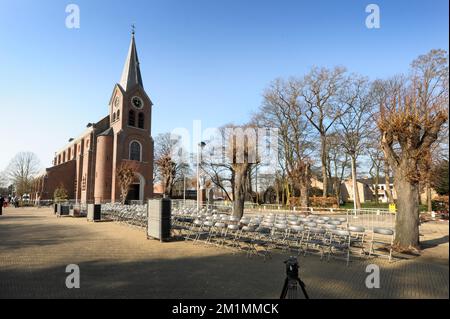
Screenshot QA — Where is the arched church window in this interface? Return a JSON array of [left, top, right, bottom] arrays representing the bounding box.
[[117, 110, 120, 120], [129, 141, 142, 161], [138, 112, 144, 129], [128, 110, 136, 126], [112, 112, 116, 122]]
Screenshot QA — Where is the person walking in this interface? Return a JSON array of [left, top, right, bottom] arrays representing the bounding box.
[[0, 195, 4, 215]]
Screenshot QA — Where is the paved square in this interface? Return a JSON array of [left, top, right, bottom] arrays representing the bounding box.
[[0, 207, 448, 298]]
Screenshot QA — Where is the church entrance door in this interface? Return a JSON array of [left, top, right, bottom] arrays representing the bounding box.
[[126, 184, 140, 202]]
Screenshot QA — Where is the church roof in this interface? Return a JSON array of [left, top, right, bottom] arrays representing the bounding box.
[[98, 127, 114, 137], [119, 33, 143, 92]]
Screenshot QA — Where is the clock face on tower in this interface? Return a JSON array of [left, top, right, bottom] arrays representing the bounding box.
[[131, 96, 144, 109]]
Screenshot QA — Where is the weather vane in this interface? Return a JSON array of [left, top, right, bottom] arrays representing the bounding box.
[[131, 24, 136, 35]]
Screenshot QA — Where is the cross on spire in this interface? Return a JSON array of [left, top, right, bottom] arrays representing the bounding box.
[[120, 27, 143, 91], [131, 24, 136, 36]]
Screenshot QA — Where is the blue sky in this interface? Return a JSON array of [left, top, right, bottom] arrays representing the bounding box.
[[0, 0, 448, 170]]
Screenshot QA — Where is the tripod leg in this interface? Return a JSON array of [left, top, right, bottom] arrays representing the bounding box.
[[280, 278, 289, 299], [297, 278, 310, 299]]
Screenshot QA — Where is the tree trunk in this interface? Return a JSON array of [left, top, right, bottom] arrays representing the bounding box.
[[384, 160, 394, 204], [426, 183, 432, 212], [320, 134, 328, 197], [333, 162, 341, 208], [285, 181, 290, 206], [351, 155, 361, 210], [335, 183, 340, 208], [394, 175, 420, 250], [374, 167, 380, 204], [299, 164, 311, 208], [275, 182, 280, 204], [233, 164, 248, 219], [417, 182, 422, 205]]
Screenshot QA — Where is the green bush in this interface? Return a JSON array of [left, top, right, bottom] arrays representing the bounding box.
[[53, 184, 68, 203]]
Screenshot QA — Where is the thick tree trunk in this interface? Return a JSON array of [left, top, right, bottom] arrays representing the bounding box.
[[351, 156, 361, 210], [384, 160, 394, 204], [320, 134, 328, 197], [426, 183, 432, 212], [335, 186, 340, 208], [300, 162, 311, 208], [394, 176, 420, 250], [417, 182, 423, 205], [232, 165, 248, 219]]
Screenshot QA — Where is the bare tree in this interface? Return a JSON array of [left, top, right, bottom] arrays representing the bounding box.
[[338, 75, 375, 209], [301, 66, 347, 197], [327, 132, 349, 207], [202, 126, 235, 201], [412, 49, 449, 212], [6, 152, 41, 196], [256, 78, 314, 208], [377, 50, 448, 251]]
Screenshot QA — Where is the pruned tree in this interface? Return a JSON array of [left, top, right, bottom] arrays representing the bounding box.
[[226, 125, 258, 218], [377, 50, 448, 251], [116, 162, 137, 204], [6, 152, 41, 196], [154, 133, 190, 197], [372, 78, 404, 204]]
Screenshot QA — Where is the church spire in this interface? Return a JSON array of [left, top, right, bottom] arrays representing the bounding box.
[[119, 28, 143, 92]]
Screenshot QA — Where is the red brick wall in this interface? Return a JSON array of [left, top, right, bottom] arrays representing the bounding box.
[[41, 160, 77, 200]]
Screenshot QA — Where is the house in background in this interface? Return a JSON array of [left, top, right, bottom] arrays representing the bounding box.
[[339, 179, 374, 203]]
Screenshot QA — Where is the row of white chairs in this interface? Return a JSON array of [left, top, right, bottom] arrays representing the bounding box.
[[172, 209, 395, 264], [101, 203, 148, 229]]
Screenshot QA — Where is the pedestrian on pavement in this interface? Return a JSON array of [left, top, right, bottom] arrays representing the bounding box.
[[0, 195, 4, 215]]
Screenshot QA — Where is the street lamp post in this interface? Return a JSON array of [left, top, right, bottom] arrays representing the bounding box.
[[197, 141, 206, 211], [351, 158, 358, 216], [183, 175, 186, 206]]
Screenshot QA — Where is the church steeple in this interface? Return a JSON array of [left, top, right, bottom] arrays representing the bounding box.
[[119, 29, 143, 92]]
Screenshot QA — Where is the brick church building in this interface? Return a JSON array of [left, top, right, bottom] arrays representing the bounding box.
[[32, 32, 154, 203]]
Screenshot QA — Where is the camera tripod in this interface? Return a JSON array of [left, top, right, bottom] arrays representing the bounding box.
[[280, 257, 309, 299]]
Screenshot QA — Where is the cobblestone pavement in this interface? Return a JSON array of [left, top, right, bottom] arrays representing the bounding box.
[[0, 207, 448, 299]]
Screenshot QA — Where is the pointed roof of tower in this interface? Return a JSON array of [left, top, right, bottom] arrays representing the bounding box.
[[119, 31, 143, 92]]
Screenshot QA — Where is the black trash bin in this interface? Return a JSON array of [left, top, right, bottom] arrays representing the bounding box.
[[87, 204, 101, 221]]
